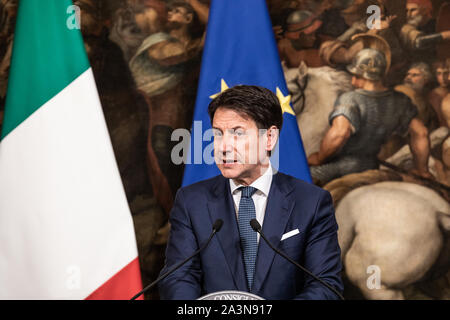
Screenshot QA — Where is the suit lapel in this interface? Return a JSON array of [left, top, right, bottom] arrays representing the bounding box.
[[252, 173, 295, 293], [207, 176, 247, 291]]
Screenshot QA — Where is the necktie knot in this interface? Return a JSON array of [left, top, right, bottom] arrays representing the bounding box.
[[241, 186, 257, 198]]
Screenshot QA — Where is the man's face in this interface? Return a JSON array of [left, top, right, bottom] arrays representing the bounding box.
[[212, 108, 272, 185], [406, 3, 424, 26], [288, 30, 317, 49], [405, 68, 427, 91], [167, 6, 192, 29], [435, 67, 450, 88], [298, 31, 317, 48], [351, 75, 365, 89]]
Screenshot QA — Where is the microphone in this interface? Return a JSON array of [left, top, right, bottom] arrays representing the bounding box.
[[250, 219, 345, 300], [130, 219, 224, 300]]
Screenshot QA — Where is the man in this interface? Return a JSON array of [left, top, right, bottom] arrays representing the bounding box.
[[109, 0, 166, 61], [399, 0, 450, 64], [130, 0, 205, 99], [129, 0, 207, 214], [308, 49, 431, 186], [395, 62, 437, 130], [159, 86, 343, 300], [277, 10, 329, 68], [428, 60, 450, 127], [319, 0, 406, 85]]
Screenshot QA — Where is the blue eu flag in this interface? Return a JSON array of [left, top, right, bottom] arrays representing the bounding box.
[[182, 0, 311, 186]]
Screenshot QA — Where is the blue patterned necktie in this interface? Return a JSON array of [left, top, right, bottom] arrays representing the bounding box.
[[237, 186, 258, 291]]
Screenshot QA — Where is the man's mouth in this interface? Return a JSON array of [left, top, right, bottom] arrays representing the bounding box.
[[222, 159, 238, 164]]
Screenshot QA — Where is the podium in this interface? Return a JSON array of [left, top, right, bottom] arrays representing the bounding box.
[[198, 290, 264, 300]]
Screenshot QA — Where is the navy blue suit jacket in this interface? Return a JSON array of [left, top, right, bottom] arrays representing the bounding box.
[[158, 172, 343, 300]]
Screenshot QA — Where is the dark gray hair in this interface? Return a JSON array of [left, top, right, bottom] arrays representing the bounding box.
[[208, 85, 283, 131], [409, 62, 433, 83]]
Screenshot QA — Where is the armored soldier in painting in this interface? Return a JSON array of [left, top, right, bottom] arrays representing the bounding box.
[[277, 10, 329, 68], [308, 48, 431, 186]]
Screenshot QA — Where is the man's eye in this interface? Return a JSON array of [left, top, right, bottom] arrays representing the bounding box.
[[213, 130, 222, 137], [234, 130, 245, 136]]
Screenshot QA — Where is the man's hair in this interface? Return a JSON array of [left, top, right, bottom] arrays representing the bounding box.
[[432, 60, 448, 72], [168, 0, 195, 16], [208, 85, 283, 131], [410, 62, 433, 83]]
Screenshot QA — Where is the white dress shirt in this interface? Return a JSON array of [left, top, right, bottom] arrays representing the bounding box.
[[229, 164, 274, 242]]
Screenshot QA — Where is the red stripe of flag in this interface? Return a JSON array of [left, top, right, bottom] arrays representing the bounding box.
[[86, 258, 143, 300]]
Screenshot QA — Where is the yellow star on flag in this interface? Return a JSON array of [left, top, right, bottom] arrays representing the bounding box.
[[276, 87, 295, 115], [209, 79, 229, 99]]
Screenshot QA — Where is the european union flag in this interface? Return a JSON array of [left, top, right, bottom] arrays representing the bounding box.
[[182, 0, 311, 186]]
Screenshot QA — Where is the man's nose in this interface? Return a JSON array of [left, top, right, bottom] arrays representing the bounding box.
[[220, 133, 235, 154]]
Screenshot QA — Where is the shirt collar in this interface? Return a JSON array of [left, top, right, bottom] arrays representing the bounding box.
[[229, 163, 274, 196]]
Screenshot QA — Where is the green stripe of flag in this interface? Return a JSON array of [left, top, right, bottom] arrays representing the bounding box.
[[1, 0, 90, 140]]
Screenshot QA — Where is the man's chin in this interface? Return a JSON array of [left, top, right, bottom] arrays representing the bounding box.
[[218, 166, 239, 179], [407, 16, 423, 27], [405, 82, 424, 92], [217, 165, 241, 179]]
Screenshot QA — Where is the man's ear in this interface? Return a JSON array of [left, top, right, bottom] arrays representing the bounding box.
[[185, 13, 193, 24], [266, 126, 280, 153]]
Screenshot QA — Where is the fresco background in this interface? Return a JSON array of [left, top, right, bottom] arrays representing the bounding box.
[[1, 0, 450, 299]]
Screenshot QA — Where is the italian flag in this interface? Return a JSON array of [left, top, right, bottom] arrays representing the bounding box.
[[0, 0, 143, 299]]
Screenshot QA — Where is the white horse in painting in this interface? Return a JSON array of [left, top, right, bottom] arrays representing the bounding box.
[[336, 182, 450, 300], [284, 62, 353, 156]]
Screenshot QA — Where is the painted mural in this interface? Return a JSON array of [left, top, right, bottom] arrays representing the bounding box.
[[1, 0, 449, 299]]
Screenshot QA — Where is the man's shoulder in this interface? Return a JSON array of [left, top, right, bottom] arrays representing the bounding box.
[[275, 172, 331, 216], [178, 172, 328, 198], [340, 89, 412, 104], [394, 85, 414, 98], [275, 171, 328, 197], [336, 90, 363, 104], [178, 175, 225, 196]]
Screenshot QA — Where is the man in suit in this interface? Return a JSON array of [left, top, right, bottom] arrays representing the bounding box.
[[159, 85, 343, 300]]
